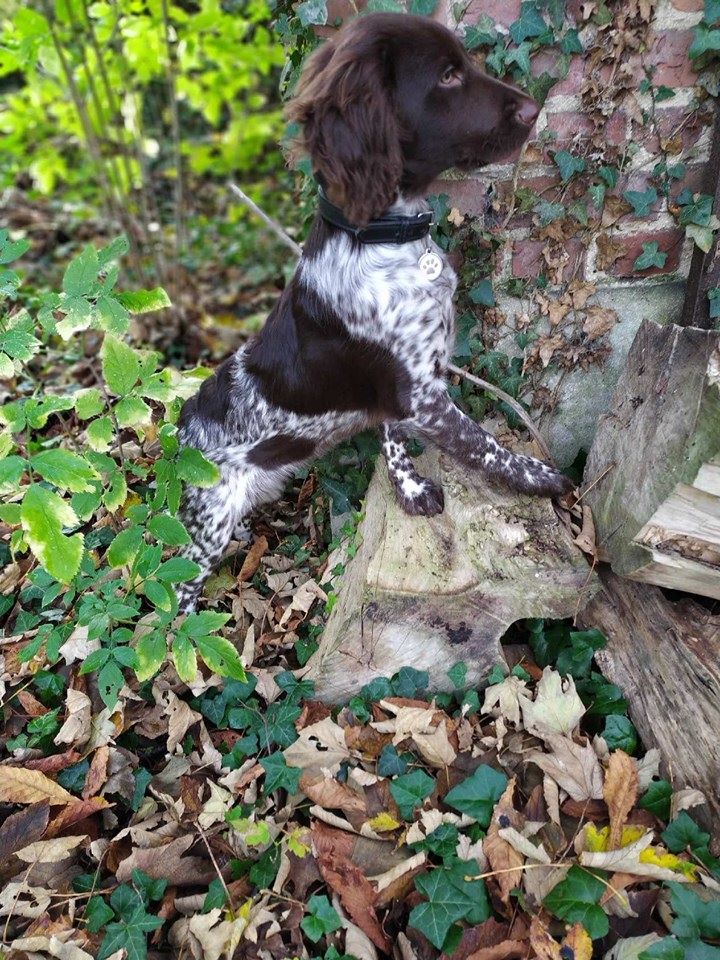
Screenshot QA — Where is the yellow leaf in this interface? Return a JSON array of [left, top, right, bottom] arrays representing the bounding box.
[[368, 812, 401, 832], [287, 828, 311, 858], [0, 766, 73, 805], [639, 846, 699, 879], [562, 924, 593, 960]]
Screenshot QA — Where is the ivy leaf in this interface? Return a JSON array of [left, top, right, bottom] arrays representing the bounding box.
[[97, 884, 163, 960], [561, 28, 583, 53], [536, 200, 566, 225], [295, 0, 328, 25], [21, 484, 83, 583], [685, 224, 717, 253], [85, 895, 114, 933], [410, 0, 438, 13], [602, 715, 638, 753], [63, 245, 99, 297], [116, 287, 171, 314], [390, 769, 436, 820], [409, 867, 478, 950], [258, 698, 301, 749], [669, 882, 720, 941], [469, 279, 495, 306], [543, 865, 609, 940], [662, 812, 711, 855], [689, 23, 720, 61], [301, 894, 342, 943], [639, 779, 673, 820], [378, 744, 410, 777], [31, 449, 99, 493], [444, 764, 507, 826], [392, 666, 429, 697], [639, 939, 685, 960], [633, 241, 667, 271], [623, 187, 658, 216], [176, 447, 220, 487], [260, 751, 301, 795], [554, 150, 586, 182], [510, 3, 548, 43], [101, 335, 141, 396]]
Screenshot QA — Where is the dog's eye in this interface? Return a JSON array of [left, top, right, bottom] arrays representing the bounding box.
[[439, 66, 462, 87]]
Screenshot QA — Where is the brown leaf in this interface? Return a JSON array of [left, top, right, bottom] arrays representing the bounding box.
[[311, 821, 390, 952], [45, 797, 110, 837], [529, 734, 603, 801], [583, 306, 617, 340], [604, 750, 639, 849], [561, 925, 593, 960], [23, 750, 83, 774], [529, 915, 561, 960], [596, 233, 625, 271], [300, 774, 368, 822], [116, 835, 216, 886], [82, 745, 110, 799], [573, 505, 597, 559], [441, 919, 512, 960], [0, 803, 49, 861], [16, 689, 48, 718], [237, 536, 268, 583], [568, 281, 596, 311], [483, 779, 524, 905], [0, 766, 73, 805], [466, 941, 527, 960]]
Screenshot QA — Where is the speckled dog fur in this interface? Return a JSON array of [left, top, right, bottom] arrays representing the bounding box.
[[176, 14, 571, 611]]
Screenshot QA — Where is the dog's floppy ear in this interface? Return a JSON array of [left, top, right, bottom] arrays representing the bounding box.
[[287, 22, 402, 226]]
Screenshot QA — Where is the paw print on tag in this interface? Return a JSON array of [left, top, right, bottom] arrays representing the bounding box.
[[418, 250, 443, 281]]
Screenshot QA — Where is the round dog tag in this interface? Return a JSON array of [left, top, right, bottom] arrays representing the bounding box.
[[418, 250, 443, 280]]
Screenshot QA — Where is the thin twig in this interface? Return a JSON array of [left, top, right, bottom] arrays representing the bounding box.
[[447, 363, 554, 464], [195, 822, 236, 913], [228, 182, 303, 256], [161, 0, 186, 277]]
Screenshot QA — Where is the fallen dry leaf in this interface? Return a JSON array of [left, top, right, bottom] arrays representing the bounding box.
[[15, 834, 87, 864], [604, 750, 639, 848], [580, 832, 694, 881], [0, 802, 49, 862], [483, 780, 524, 905], [237, 535, 268, 583], [0, 766, 73, 805], [116, 835, 216, 886], [529, 734, 604, 801], [482, 675, 531, 727], [583, 305, 618, 340], [521, 668, 586, 740], [54, 688, 92, 747]]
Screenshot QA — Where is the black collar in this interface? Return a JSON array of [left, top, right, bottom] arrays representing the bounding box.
[[317, 184, 433, 245]]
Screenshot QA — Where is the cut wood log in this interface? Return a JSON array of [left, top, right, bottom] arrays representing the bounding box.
[[584, 320, 720, 599], [578, 568, 720, 835], [305, 449, 598, 702]]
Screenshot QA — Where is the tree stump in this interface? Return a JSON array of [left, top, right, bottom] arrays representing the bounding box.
[[578, 568, 720, 835], [305, 449, 598, 702], [584, 320, 720, 599]]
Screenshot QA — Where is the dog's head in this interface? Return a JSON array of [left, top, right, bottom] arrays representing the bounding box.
[[287, 13, 539, 225]]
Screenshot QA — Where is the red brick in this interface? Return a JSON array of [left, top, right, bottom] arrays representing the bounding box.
[[457, 0, 521, 28], [532, 52, 585, 97], [606, 228, 684, 277], [511, 237, 585, 282], [646, 30, 699, 88], [429, 178, 493, 216], [656, 105, 710, 152], [543, 110, 595, 141], [669, 0, 702, 11]]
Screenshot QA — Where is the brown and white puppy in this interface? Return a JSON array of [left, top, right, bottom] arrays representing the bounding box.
[[177, 14, 569, 612]]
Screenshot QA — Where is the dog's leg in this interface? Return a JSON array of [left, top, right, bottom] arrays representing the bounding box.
[[380, 422, 444, 516], [176, 473, 245, 613], [408, 383, 572, 497]]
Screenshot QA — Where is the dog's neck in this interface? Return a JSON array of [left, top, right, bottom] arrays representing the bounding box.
[[317, 184, 432, 245]]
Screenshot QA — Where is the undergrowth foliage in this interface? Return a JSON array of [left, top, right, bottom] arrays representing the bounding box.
[[0, 231, 247, 707]]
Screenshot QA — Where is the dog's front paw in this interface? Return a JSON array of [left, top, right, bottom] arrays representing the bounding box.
[[394, 476, 445, 517]]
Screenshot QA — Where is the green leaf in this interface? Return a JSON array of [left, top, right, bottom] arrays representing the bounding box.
[[686, 224, 717, 253], [0, 455, 26, 491], [202, 877, 228, 913], [135, 632, 166, 683], [85, 895, 114, 933], [75, 388, 105, 420], [689, 23, 720, 60], [623, 187, 658, 216], [147, 514, 191, 546], [295, 0, 328, 26], [410, 0, 438, 13], [96, 296, 130, 335], [543, 865, 609, 940], [176, 447, 220, 487], [378, 744, 410, 777], [633, 241, 667, 271], [447, 662, 468, 688], [172, 632, 198, 683], [195, 633, 247, 681], [444, 765, 507, 826], [144, 579, 175, 613], [602, 715, 638, 753], [116, 288, 171, 314], [86, 417, 114, 452], [156, 556, 201, 583], [392, 666, 429, 697], [101, 335, 141, 396], [389, 769, 435, 820], [669, 881, 720, 941], [21, 484, 83, 583], [115, 395, 152, 428], [97, 884, 162, 960], [510, 2, 548, 43], [707, 0, 720, 26], [663, 812, 711, 855], [98, 235, 130, 267], [561, 27, 583, 53], [639, 780, 673, 820], [468, 279, 495, 307], [301, 894, 342, 943], [182, 611, 231, 637], [0, 234, 30, 265], [31, 449, 99, 493], [63, 245, 99, 297], [639, 938, 685, 960], [107, 526, 145, 568], [0, 327, 40, 362], [554, 150, 586, 182], [98, 661, 124, 710], [260, 751, 301, 795], [410, 867, 478, 950]]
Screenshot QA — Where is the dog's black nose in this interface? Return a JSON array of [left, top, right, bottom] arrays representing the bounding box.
[[515, 99, 540, 126]]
